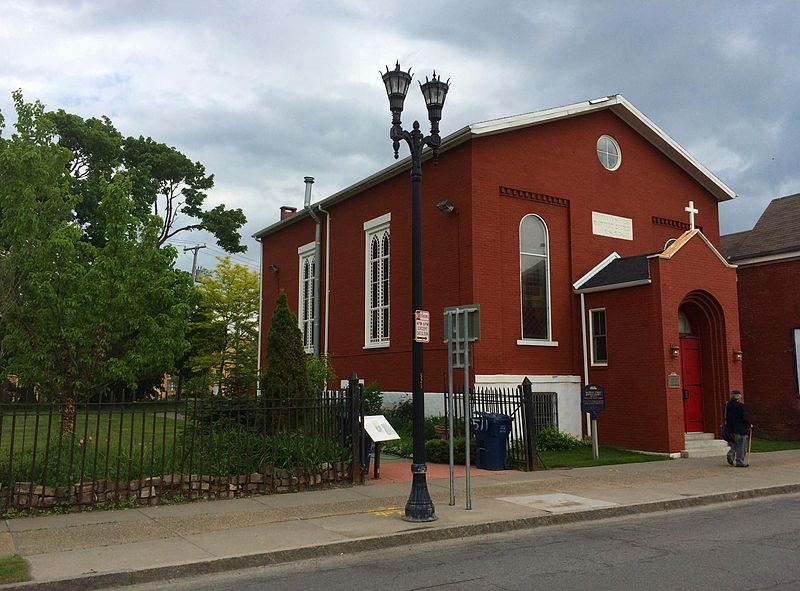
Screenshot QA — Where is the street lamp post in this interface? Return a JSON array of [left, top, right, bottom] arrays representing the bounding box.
[[381, 61, 450, 522]]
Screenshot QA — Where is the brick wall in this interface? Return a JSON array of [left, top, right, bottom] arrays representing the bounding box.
[[736, 258, 800, 439]]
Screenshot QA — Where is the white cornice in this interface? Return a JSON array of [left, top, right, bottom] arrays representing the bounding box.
[[254, 95, 737, 239]]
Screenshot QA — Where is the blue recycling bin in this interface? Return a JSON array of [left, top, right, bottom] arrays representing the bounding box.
[[471, 412, 512, 470]]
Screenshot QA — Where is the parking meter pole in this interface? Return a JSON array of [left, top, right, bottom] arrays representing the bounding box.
[[463, 310, 472, 510], [447, 335, 455, 506], [591, 412, 599, 459]]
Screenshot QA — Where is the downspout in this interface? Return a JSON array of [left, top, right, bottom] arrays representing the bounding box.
[[580, 292, 590, 435], [317, 202, 332, 356], [256, 237, 264, 395], [304, 177, 322, 359]]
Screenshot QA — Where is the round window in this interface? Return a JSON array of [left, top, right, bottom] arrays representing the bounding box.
[[597, 135, 621, 171]]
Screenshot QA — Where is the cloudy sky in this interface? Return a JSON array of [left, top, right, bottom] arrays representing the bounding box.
[[1, 0, 797, 273]]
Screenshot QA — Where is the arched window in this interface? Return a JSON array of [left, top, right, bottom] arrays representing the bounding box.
[[363, 213, 391, 347], [298, 241, 316, 354], [520, 215, 551, 340]]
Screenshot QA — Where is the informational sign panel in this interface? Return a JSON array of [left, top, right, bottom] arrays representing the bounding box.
[[415, 310, 430, 343], [581, 384, 606, 415], [363, 415, 401, 442], [667, 373, 681, 389]]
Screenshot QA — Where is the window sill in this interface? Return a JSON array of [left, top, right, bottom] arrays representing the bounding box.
[[363, 342, 390, 350], [516, 339, 559, 347], [590, 362, 608, 368]]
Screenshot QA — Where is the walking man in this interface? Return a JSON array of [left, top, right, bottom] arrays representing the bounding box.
[[726, 390, 752, 467]]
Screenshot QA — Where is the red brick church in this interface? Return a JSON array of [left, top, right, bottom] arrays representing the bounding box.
[[256, 95, 743, 455]]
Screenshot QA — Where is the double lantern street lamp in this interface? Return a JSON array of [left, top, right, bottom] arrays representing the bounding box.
[[381, 62, 450, 522]]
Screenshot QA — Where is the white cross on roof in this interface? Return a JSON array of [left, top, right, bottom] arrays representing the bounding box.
[[685, 201, 698, 230]]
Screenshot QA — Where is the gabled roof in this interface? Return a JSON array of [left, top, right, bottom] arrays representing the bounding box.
[[652, 229, 735, 268], [721, 193, 800, 263], [255, 94, 736, 239], [574, 229, 734, 294], [573, 253, 652, 294]]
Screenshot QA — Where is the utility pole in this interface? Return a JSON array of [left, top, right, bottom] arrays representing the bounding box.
[[183, 244, 206, 282]]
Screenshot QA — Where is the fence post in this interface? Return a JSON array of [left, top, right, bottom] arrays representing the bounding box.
[[348, 372, 364, 485], [521, 377, 538, 471]]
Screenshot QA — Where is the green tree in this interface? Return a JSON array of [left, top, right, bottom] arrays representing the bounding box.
[[46, 109, 247, 253], [188, 257, 259, 397], [262, 290, 309, 404], [0, 92, 194, 432]]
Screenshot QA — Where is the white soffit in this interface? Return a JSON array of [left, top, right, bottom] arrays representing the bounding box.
[[254, 95, 736, 239]]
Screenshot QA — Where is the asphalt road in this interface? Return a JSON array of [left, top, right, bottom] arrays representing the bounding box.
[[125, 494, 800, 591]]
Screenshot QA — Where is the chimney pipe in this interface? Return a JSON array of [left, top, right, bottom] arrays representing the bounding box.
[[303, 176, 315, 208]]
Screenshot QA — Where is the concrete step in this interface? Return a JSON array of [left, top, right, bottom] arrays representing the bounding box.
[[681, 433, 730, 458], [685, 432, 715, 441]]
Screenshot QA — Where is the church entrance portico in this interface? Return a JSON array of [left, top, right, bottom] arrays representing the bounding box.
[[677, 292, 728, 438]]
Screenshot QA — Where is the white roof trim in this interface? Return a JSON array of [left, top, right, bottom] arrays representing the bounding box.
[[254, 94, 736, 239], [730, 250, 800, 267], [652, 229, 736, 268], [457, 95, 735, 202], [575, 279, 652, 294], [573, 252, 620, 290]]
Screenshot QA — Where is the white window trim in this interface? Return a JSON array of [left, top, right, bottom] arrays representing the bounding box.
[[519, 213, 554, 345], [363, 212, 391, 232], [298, 242, 316, 354], [597, 134, 622, 171], [364, 214, 391, 349], [589, 307, 608, 366], [516, 339, 559, 347]]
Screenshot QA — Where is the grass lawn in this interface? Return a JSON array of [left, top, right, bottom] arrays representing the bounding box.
[[538, 446, 669, 469], [0, 555, 29, 584], [1, 406, 183, 457], [750, 438, 800, 453]]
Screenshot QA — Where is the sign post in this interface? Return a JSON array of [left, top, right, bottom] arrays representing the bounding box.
[[443, 305, 480, 509], [581, 384, 605, 460]]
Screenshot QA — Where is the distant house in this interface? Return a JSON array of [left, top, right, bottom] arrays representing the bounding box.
[[256, 95, 743, 455], [721, 193, 800, 440]]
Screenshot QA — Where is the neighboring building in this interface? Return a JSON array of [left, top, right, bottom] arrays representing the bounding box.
[[721, 193, 800, 440], [256, 95, 743, 455]]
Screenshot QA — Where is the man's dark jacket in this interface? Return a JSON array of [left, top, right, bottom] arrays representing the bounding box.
[[725, 400, 751, 435]]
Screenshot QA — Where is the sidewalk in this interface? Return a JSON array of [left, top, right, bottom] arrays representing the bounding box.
[[2, 450, 799, 590]]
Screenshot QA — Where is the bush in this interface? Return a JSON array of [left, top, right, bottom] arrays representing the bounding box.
[[362, 382, 383, 416], [425, 437, 476, 464], [536, 427, 586, 451], [383, 399, 413, 436], [1, 427, 352, 490], [307, 355, 337, 395]]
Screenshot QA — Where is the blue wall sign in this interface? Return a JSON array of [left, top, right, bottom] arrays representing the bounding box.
[[581, 384, 606, 415]]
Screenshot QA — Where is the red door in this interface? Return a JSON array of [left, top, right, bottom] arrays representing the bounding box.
[[680, 336, 704, 432]]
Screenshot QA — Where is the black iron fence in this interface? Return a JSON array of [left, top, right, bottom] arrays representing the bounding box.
[[0, 387, 364, 511], [448, 386, 558, 469]]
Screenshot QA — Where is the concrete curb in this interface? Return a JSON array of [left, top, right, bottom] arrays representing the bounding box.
[[5, 483, 799, 591]]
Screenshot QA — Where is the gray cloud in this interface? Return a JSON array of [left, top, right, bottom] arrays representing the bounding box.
[[1, 0, 798, 272]]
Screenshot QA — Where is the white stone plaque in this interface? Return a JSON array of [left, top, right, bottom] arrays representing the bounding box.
[[592, 211, 633, 241]]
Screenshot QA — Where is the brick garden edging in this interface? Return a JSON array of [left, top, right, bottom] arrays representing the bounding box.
[[2, 461, 351, 510]]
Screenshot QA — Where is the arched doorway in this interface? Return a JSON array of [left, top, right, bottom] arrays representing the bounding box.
[[678, 292, 728, 434]]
